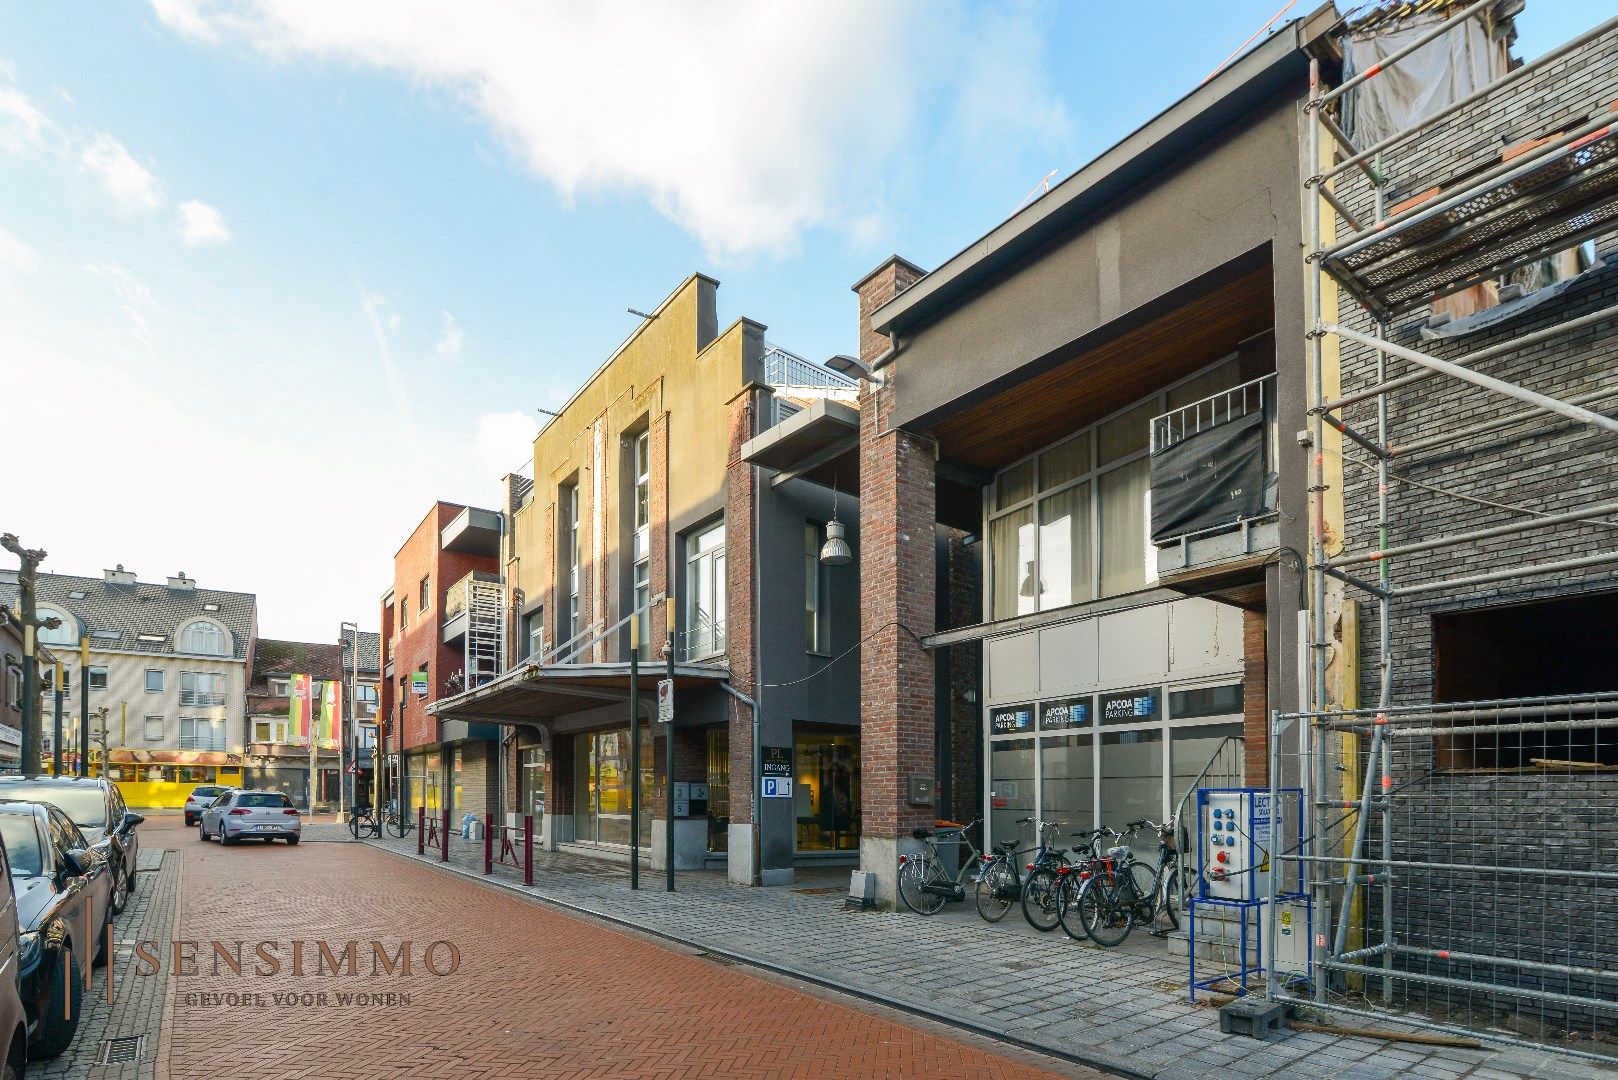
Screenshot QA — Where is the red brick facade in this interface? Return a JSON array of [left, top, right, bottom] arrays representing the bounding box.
[[1243, 608, 1269, 786], [855, 256, 936, 843], [377, 501, 500, 755], [723, 392, 756, 827]]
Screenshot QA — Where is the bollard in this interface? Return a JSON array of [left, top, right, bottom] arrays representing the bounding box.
[[523, 814, 534, 886], [417, 806, 426, 855], [483, 813, 494, 875], [441, 806, 451, 863]]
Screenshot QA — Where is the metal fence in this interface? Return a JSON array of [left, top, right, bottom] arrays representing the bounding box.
[[1268, 693, 1618, 1062]]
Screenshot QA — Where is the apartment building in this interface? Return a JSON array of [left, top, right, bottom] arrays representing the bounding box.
[[379, 502, 505, 820], [243, 639, 344, 808], [431, 273, 862, 885], [0, 565, 258, 807]]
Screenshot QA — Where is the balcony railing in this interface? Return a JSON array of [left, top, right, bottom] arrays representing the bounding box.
[[1150, 373, 1275, 455], [679, 620, 728, 663], [443, 570, 502, 621], [179, 735, 230, 751], [178, 690, 227, 707]]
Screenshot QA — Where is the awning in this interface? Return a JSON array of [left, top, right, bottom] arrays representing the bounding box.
[[740, 398, 860, 489], [427, 660, 730, 724], [110, 749, 243, 767]]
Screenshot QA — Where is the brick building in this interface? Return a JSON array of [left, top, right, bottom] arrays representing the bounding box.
[[379, 502, 505, 821], [244, 638, 343, 808], [431, 274, 864, 885]]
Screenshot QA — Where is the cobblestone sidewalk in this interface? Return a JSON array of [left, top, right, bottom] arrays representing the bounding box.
[[366, 830, 1612, 1080]]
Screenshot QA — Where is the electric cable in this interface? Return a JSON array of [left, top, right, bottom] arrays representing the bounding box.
[[758, 620, 923, 689]]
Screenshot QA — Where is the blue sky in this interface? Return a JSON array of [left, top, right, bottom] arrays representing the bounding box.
[[1, 1, 1608, 640]]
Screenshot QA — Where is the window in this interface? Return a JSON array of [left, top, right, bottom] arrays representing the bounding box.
[[180, 671, 225, 707], [180, 717, 226, 751], [137, 632, 165, 644], [419, 575, 430, 613], [269, 677, 290, 697], [202, 602, 221, 612], [144, 715, 164, 741], [804, 522, 831, 655], [254, 718, 290, 743], [179, 621, 230, 656], [5, 666, 19, 709], [629, 431, 652, 661], [399, 600, 407, 630], [562, 482, 581, 649], [685, 521, 726, 660], [67, 590, 86, 600], [524, 610, 545, 662], [88, 666, 108, 691], [986, 359, 1243, 618], [35, 608, 76, 647]]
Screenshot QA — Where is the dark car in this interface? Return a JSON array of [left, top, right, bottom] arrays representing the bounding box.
[[0, 827, 32, 1078], [0, 777, 141, 917], [0, 801, 113, 1060]]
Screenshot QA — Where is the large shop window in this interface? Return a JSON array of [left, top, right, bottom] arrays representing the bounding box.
[[985, 679, 1244, 852], [986, 359, 1241, 619], [518, 745, 547, 824], [794, 730, 859, 851], [573, 728, 653, 848], [706, 728, 730, 854]]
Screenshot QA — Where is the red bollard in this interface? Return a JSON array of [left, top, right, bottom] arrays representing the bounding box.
[[523, 814, 534, 886], [441, 806, 451, 862], [483, 813, 494, 875], [417, 806, 425, 855]]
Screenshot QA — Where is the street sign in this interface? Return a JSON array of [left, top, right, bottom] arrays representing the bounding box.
[[657, 679, 673, 723], [761, 776, 792, 798], [346, 761, 358, 775], [411, 671, 428, 697], [762, 745, 792, 777]]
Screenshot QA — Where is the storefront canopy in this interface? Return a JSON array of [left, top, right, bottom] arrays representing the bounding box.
[[110, 748, 243, 767], [426, 661, 730, 725]]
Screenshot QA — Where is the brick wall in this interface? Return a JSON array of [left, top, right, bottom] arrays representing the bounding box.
[[723, 393, 756, 826], [1242, 609, 1268, 786], [856, 256, 937, 842]]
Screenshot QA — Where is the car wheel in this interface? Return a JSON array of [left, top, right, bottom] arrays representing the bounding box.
[[287, 835, 300, 845], [3, 1058, 16, 1080], [31, 945, 82, 1059], [126, 858, 139, 895], [198, 822, 209, 842], [110, 867, 130, 917], [219, 827, 234, 847], [93, 919, 109, 968]]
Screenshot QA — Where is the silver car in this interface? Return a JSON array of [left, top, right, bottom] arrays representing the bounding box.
[[183, 784, 233, 827], [198, 789, 302, 845]]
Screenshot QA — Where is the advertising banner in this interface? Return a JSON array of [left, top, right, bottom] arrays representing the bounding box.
[[289, 673, 313, 741]]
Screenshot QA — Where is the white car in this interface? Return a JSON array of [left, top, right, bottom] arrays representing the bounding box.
[[198, 789, 302, 845], [183, 784, 232, 827]]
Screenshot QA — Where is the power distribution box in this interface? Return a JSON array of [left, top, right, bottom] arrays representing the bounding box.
[[1196, 787, 1303, 902]]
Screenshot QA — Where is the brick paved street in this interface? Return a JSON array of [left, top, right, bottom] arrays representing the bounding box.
[[147, 816, 1083, 1079]]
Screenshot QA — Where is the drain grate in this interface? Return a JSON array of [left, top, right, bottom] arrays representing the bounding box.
[[96, 1034, 147, 1065]]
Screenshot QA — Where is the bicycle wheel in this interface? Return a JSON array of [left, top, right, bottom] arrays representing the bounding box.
[[898, 854, 947, 915], [389, 812, 412, 839], [349, 813, 362, 839], [1077, 875, 1134, 947], [1161, 865, 1182, 931], [1128, 860, 1161, 926], [975, 859, 1016, 922], [1020, 868, 1063, 932], [1056, 872, 1090, 942]]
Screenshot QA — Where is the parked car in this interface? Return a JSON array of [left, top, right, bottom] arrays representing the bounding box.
[[0, 801, 113, 1061], [182, 785, 232, 827], [0, 777, 142, 917], [0, 826, 33, 1078], [199, 790, 302, 845]]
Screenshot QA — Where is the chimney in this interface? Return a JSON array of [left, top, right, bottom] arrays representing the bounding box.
[[104, 564, 137, 586], [167, 571, 195, 591]]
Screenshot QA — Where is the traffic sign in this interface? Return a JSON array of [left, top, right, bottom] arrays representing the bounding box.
[[762, 776, 792, 798], [657, 679, 673, 723]]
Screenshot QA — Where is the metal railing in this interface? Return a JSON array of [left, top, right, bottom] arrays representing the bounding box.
[[443, 570, 502, 621], [762, 344, 856, 390], [178, 690, 227, 707], [679, 620, 727, 663], [1149, 373, 1275, 454], [178, 734, 229, 751]]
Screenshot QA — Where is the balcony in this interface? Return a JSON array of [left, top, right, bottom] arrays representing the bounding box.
[[178, 690, 228, 708], [442, 570, 502, 644], [179, 735, 230, 751], [1149, 374, 1278, 587]]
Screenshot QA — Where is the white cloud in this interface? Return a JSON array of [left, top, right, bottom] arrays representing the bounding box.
[[85, 260, 160, 344], [0, 82, 47, 152], [472, 410, 534, 482], [435, 310, 463, 360], [149, 0, 1069, 259], [949, 1, 1074, 165], [177, 199, 231, 244], [81, 133, 161, 210], [0, 226, 37, 273]]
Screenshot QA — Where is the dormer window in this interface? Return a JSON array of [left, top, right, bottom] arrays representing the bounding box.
[[179, 620, 230, 656]]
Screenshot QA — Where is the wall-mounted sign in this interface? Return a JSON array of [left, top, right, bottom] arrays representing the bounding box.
[[989, 707, 1034, 735], [762, 776, 792, 798], [1100, 689, 1159, 724], [762, 745, 792, 777], [411, 670, 429, 698], [1040, 697, 1090, 730], [657, 679, 673, 723]]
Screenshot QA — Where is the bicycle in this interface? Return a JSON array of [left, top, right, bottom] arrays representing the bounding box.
[[973, 816, 1039, 923], [1056, 827, 1119, 943], [897, 819, 982, 916], [348, 803, 382, 839], [1070, 819, 1181, 947], [384, 801, 413, 838], [1017, 820, 1075, 932]]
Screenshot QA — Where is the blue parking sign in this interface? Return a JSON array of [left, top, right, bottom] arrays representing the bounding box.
[[762, 776, 793, 798]]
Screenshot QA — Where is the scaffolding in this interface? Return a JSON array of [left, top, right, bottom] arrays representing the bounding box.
[[1276, 0, 1618, 1059], [465, 576, 504, 690]]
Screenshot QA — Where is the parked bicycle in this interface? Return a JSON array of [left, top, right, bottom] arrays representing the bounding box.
[[897, 819, 983, 916], [1017, 820, 1075, 932], [1067, 818, 1181, 947], [973, 816, 1039, 923], [348, 802, 382, 839], [1056, 826, 1117, 943], [384, 800, 413, 838]]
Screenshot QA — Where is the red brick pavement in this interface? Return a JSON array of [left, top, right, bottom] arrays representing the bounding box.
[[150, 818, 1085, 1079]]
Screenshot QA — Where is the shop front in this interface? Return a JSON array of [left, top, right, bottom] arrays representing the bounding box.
[[792, 726, 858, 855], [107, 750, 245, 808]]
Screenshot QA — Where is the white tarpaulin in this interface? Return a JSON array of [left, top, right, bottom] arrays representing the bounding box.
[[1343, 11, 1500, 146]]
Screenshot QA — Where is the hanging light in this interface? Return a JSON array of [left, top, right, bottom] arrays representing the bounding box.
[[820, 471, 853, 566]]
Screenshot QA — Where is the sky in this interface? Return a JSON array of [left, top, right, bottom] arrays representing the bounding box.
[[1, 1, 1608, 641]]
